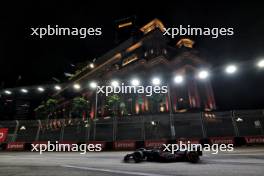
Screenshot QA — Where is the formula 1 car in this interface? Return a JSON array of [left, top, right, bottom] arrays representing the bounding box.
[[124, 148, 201, 163]]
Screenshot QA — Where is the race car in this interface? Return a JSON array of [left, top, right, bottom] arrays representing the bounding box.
[[123, 148, 201, 163]]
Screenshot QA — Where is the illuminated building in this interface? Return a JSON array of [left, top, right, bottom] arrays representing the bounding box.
[[56, 19, 216, 118]]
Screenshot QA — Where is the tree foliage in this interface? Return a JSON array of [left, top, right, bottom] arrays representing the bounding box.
[[34, 98, 58, 120], [71, 97, 89, 118], [106, 94, 121, 116]]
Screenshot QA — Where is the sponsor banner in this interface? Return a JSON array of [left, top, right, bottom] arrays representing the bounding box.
[[177, 138, 200, 144], [245, 136, 264, 144], [87, 141, 106, 150], [113, 140, 136, 150], [0, 128, 8, 143], [145, 140, 167, 148], [6, 142, 25, 151], [210, 137, 234, 144]]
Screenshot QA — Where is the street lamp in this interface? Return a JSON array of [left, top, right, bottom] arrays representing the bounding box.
[[73, 83, 81, 90], [89, 81, 98, 140], [54, 85, 61, 90], [257, 59, 264, 68], [198, 70, 209, 80], [166, 83, 176, 139], [37, 87, 45, 92], [150, 77, 175, 139], [225, 64, 237, 74], [4, 90, 12, 95], [151, 77, 161, 85], [20, 88, 28, 93], [131, 78, 140, 86], [89, 81, 97, 89], [89, 63, 95, 69], [173, 75, 184, 84]]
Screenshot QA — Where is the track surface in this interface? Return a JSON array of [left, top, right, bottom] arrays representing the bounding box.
[[0, 147, 264, 176]]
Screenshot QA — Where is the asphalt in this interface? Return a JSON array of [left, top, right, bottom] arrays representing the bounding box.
[[0, 147, 264, 176]]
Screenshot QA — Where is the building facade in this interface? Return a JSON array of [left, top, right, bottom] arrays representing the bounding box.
[[56, 19, 216, 119]]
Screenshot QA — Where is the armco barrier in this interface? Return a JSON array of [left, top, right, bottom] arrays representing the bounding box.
[[144, 139, 167, 148], [113, 140, 136, 150], [209, 137, 234, 144], [2, 136, 264, 152], [6, 142, 25, 151], [245, 136, 264, 144]]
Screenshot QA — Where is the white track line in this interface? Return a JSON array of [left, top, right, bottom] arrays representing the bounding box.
[[61, 165, 170, 176], [220, 153, 264, 156]]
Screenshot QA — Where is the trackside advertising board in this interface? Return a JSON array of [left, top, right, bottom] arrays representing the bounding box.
[[0, 128, 8, 143]]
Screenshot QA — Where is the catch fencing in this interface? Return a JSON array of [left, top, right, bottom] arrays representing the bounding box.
[[0, 109, 263, 143]]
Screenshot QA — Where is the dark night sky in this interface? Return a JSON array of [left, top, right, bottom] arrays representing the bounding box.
[[0, 1, 264, 110]]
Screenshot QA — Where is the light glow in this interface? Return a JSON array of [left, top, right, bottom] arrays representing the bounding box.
[[37, 87, 45, 92], [21, 88, 28, 93], [54, 85, 61, 90], [198, 70, 209, 80], [89, 63, 94, 69], [89, 82, 98, 89], [131, 78, 140, 86], [151, 77, 161, 85], [225, 65, 237, 74], [4, 90, 12, 95], [73, 83, 81, 90], [111, 80, 119, 87], [257, 59, 264, 68], [174, 75, 184, 84]]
